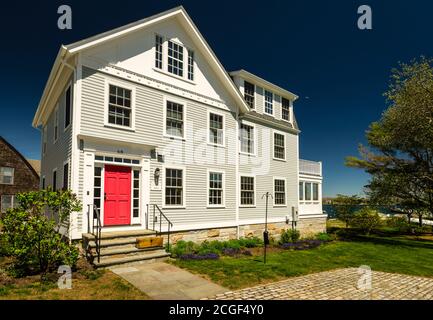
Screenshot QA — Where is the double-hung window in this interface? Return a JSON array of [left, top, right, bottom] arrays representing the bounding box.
[[43, 126, 47, 156], [244, 81, 255, 109], [63, 162, 69, 190], [273, 132, 285, 160], [166, 101, 184, 138], [165, 168, 184, 206], [54, 105, 59, 142], [64, 86, 72, 129], [1, 195, 15, 212], [0, 167, 14, 184], [313, 183, 319, 201], [187, 49, 194, 81], [274, 179, 286, 206], [108, 84, 132, 127], [155, 34, 163, 69], [264, 90, 273, 115], [209, 112, 224, 145], [305, 182, 312, 201], [240, 123, 255, 154], [299, 182, 304, 201], [168, 40, 184, 77], [240, 176, 255, 206], [282, 97, 291, 122], [209, 171, 223, 206], [52, 169, 57, 191]]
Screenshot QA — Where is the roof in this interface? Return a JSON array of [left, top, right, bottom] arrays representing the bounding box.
[[33, 6, 251, 127], [229, 69, 299, 101], [26, 159, 41, 176], [241, 111, 300, 133], [0, 136, 40, 178]]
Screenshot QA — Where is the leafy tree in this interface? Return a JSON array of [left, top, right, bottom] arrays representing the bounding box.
[[0, 189, 81, 278], [333, 194, 363, 227], [347, 57, 433, 224], [350, 207, 383, 235]]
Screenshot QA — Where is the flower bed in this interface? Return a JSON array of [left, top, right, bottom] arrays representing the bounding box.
[[179, 253, 219, 260]]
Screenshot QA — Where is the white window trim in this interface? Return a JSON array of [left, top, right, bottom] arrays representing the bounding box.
[[272, 129, 287, 161], [62, 159, 70, 190], [264, 89, 274, 117], [243, 80, 256, 110], [273, 177, 287, 207], [304, 181, 313, 203], [52, 168, 58, 191], [281, 97, 292, 124], [64, 82, 73, 132], [53, 104, 59, 144], [207, 169, 226, 208], [162, 164, 186, 209], [239, 173, 256, 208], [207, 109, 226, 147], [239, 120, 257, 156], [154, 33, 164, 70], [103, 77, 136, 132], [163, 95, 187, 141], [0, 167, 14, 185]]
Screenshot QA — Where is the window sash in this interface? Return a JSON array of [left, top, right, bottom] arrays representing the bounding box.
[[65, 86, 71, 128], [1, 195, 15, 212], [209, 113, 223, 145], [299, 182, 304, 201], [313, 183, 319, 201], [188, 49, 194, 81], [54, 107, 59, 141], [63, 163, 69, 190], [282, 97, 290, 121], [168, 41, 184, 77], [209, 172, 223, 205], [244, 81, 255, 109], [274, 133, 285, 159], [108, 85, 132, 127], [274, 179, 286, 205], [53, 170, 57, 191], [166, 101, 184, 137], [0, 167, 14, 184], [264, 90, 273, 115], [155, 35, 163, 69], [240, 124, 255, 154], [165, 168, 183, 206], [305, 182, 312, 201], [240, 176, 255, 205]]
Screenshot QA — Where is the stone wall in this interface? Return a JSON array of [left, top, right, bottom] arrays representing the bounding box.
[[164, 216, 327, 244]]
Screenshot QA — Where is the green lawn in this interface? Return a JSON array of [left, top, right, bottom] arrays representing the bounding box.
[[171, 225, 433, 289]]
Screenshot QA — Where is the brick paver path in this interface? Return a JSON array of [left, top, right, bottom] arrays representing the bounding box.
[[205, 268, 433, 300]]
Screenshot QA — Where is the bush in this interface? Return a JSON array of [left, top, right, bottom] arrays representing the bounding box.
[[315, 232, 334, 242], [0, 189, 81, 277], [279, 229, 300, 244], [237, 237, 263, 248], [170, 240, 198, 257], [386, 216, 411, 233], [349, 207, 383, 235]]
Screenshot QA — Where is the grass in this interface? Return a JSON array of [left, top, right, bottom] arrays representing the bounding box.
[[171, 220, 433, 290], [0, 258, 150, 300]]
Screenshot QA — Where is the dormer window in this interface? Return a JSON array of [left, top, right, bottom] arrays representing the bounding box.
[[244, 81, 255, 109], [168, 40, 184, 77], [264, 90, 273, 115], [282, 97, 291, 122]]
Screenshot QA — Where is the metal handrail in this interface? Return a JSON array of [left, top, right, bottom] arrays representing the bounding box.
[[151, 204, 173, 251], [89, 204, 102, 263]]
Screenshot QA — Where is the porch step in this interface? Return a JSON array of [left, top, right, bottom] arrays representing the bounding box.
[[93, 245, 165, 257], [83, 229, 156, 241], [93, 250, 170, 268]]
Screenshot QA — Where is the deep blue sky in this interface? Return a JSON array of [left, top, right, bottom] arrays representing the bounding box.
[[0, 0, 431, 196]]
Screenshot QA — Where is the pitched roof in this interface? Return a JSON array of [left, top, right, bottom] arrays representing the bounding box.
[[0, 136, 40, 178], [26, 159, 41, 176]]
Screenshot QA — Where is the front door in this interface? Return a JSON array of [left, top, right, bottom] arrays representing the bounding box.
[[104, 165, 131, 226]]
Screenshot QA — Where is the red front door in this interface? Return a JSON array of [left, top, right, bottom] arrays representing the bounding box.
[[104, 165, 131, 226]]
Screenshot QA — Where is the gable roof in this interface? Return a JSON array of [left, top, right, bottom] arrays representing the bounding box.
[[33, 6, 250, 127], [0, 136, 40, 179]]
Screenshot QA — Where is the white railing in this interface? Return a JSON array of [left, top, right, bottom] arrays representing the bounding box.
[[299, 159, 322, 176]]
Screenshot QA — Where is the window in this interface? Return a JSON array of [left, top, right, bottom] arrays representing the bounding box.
[[155, 34, 163, 69], [52, 170, 57, 191], [43, 126, 47, 156], [42, 176, 46, 189], [273, 132, 285, 160], [168, 40, 184, 77], [209, 112, 224, 145], [133, 170, 140, 218], [240, 176, 255, 206], [244, 81, 255, 109], [93, 167, 102, 211], [209, 171, 223, 206], [282, 97, 291, 122], [305, 182, 312, 201], [1, 195, 14, 212], [0, 167, 14, 184], [166, 101, 184, 138], [313, 183, 319, 201], [299, 182, 304, 201], [65, 86, 72, 129], [240, 123, 255, 154], [63, 162, 69, 190], [187, 49, 194, 81], [264, 90, 273, 115], [274, 179, 286, 206], [165, 168, 183, 206], [54, 105, 59, 142], [108, 85, 132, 127]]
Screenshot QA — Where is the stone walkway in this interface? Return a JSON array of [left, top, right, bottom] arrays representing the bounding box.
[[110, 262, 227, 300], [205, 268, 433, 300]]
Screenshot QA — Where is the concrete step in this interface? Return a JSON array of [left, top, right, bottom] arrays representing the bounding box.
[[83, 229, 156, 241], [92, 245, 165, 257], [93, 250, 170, 268]]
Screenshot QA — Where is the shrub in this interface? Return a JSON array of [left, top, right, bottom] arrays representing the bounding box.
[[237, 237, 263, 248], [279, 229, 300, 244], [386, 216, 411, 233], [349, 207, 383, 235], [0, 189, 81, 277], [170, 240, 198, 257], [315, 232, 333, 242]]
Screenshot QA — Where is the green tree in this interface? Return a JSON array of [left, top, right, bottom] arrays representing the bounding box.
[[346, 57, 433, 224], [333, 194, 363, 227], [350, 207, 383, 235]]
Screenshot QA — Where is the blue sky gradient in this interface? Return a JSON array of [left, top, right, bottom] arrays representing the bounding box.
[[1, 0, 432, 196]]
